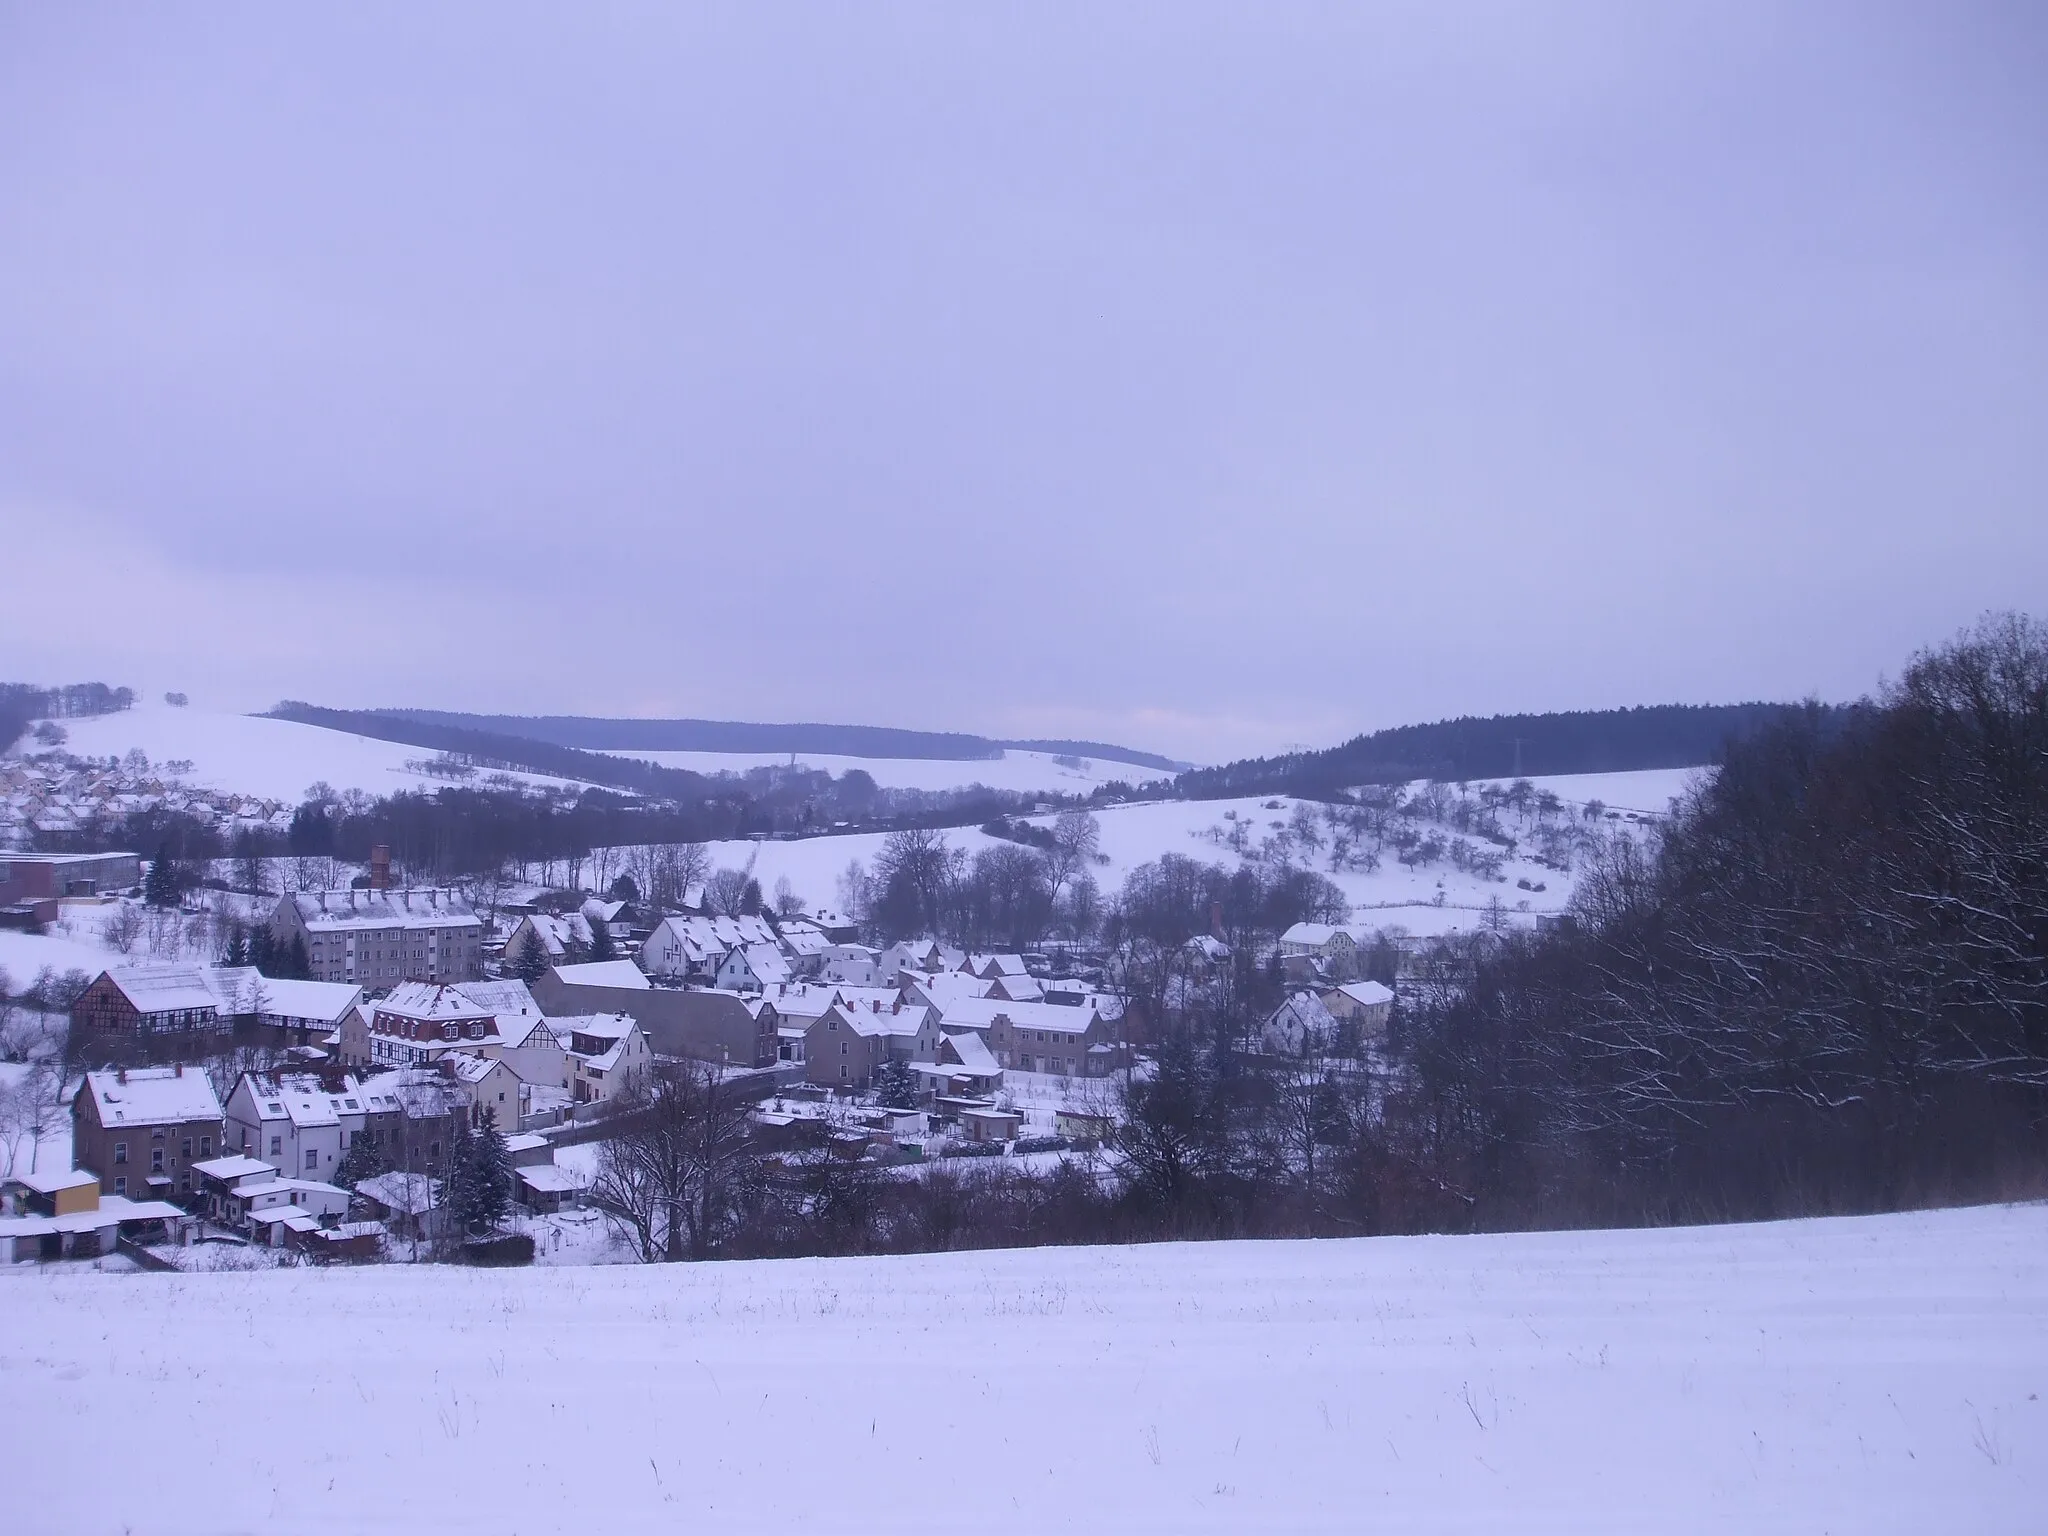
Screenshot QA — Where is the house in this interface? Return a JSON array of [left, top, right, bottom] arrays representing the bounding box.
[[335, 977, 540, 1073], [817, 945, 881, 986], [272, 887, 484, 987], [223, 1071, 375, 1182], [504, 911, 595, 970], [639, 914, 781, 983], [804, 907, 861, 943], [533, 974, 780, 1069], [71, 1066, 225, 1201], [211, 1173, 351, 1242], [355, 1171, 443, 1241], [802, 999, 922, 1091], [442, 1052, 527, 1127], [712, 942, 792, 993], [1320, 979, 1394, 1037], [932, 995, 1127, 1078], [1261, 991, 1342, 1058], [960, 953, 1029, 981], [876, 939, 962, 983], [359, 981, 504, 1069], [908, 1029, 1006, 1099], [248, 976, 365, 1049], [192, 1154, 281, 1222], [558, 1014, 652, 1106], [492, 1009, 567, 1090], [1278, 922, 1374, 984], [70, 965, 224, 1042], [512, 1163, 586, 1215]]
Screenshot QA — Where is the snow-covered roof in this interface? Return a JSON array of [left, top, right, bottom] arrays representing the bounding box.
[[377, 981, 497, 1023], [81, 1067, 223, 1126], [99, 964, 220, 1016], [933, 995, 1113, 1035], [192, 1155, 278, 1183], [516, 1165, 585, 1194], [235, 1071, 369, 1129], [252, 977, 363, 1023], [357, 1171, 439, 1213], [552, 959, 650, 990], [494, 1011, 560, 1050], [940, 1029, 1001, 1075], [287, 888, 480, 932], [443, 1051, 507, 1086], [453, 978, 541, 1018], [16, 1167, 98, 1195], [1331, 980, 1394, 1008]]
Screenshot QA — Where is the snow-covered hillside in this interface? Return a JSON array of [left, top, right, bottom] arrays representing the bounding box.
[[28, 702, 589, 802], [657, 767, 1705, 938], [637, 746, 1171, 795], [7, 1203, 2040, 1532]]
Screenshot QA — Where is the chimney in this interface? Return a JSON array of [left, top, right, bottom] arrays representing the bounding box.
[[117, 1067, 128, 1084], [370, 846, 391, 891], [1210, 902, 1225, 942], [174, 1062, 183, 1076]]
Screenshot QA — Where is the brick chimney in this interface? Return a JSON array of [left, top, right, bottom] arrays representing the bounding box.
[[370, 846, 391, 891], [173, 1062, 183, 1076]]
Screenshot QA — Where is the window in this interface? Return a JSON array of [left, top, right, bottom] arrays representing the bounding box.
[[114, 1176, 127, 1196], [114, 1141, 128, 1165], [151, 1147, 164, 1172], [305, 1149, 318, 1171], [182, 1137, 193, 1159], [270, 1136, 282, 1156]]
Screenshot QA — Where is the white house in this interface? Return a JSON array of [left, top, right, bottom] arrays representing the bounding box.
[[1261, 991, 1342, 1058], [224, 1071, 373, 1182], [443, 1051, 527, 1130], [640, 914, 781, 982], [557, 1014, 652, 1106]]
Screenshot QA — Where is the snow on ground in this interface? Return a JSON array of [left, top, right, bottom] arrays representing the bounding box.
[[635, 746, 1172, 795], [677, 768, 1695, 939], [33, 702, 588, 802], [1469, 766, 1708, 817], [4, 1202, 2041, 1532], [0, 926, 118, 984]]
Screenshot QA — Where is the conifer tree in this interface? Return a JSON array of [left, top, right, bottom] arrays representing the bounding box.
[[143, 842, 180, 909], [452, 1108, 512, 1235], [511, 938, 550, 985], [587, 918, 616, 962], [221, 923, 249, 968]]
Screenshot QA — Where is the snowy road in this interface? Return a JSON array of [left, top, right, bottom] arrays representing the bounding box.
[[3, 1202, 2042, 1532]]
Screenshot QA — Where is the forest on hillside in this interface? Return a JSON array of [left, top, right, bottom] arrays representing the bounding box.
[[1179, 701, 1845, 799]]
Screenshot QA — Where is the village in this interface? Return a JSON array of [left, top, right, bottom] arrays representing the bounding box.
[[0, 843, 1395, 1269]]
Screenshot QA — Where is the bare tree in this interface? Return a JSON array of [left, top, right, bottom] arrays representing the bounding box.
[[589, 1062, 761, 1261], [105, 900, 145, 955]]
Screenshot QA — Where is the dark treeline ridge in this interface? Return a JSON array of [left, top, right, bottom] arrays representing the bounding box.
[[1391, 614, 2048, 1228], [1180, 702, 1850, 799], [372, 708, 1187, 773], [0, 681, 136, 752]]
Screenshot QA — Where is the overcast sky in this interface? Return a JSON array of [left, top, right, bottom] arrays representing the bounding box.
[[3, 4, 2043, 763]]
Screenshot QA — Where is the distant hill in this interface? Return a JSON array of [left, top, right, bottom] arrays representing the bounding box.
[[375, 710, 1187, 774], [1176, 702, 1851, 800]]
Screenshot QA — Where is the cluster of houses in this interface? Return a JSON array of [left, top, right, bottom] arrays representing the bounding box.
[[0, 754, 294, 848]]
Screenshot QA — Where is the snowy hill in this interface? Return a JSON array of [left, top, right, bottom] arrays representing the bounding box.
[[645, 766, 1705, 938], [7, 1202, 2040, 1532], [632, 745, 1168, 795], [23, 702, 592, 802]]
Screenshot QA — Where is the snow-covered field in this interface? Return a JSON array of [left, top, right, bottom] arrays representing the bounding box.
[[637, 746, 1173, 795], [31, 703, 588, 802], [4, 1202, 2040, 1532], [670, 768, 1702, 938]]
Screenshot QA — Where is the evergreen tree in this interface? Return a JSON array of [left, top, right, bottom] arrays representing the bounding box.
[[334, 1130, 393, 1190], [249, 926, 277, 973], [452, 1108, 512, 1235], [288, 932, 312, 980], [221, 922, 250, 968], [143, 842, 181, 909], [511, 939, 550, 985], [587, 918, 616, 962], [874, 1057, 920, 1110]]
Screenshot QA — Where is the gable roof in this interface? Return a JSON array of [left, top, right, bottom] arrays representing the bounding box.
[[1331, 980, 1394, 1008], [81, 1067, 223, 1125], [551, 959, 650, 990], [377, 981, 497, 1024], [98, 965, 219, 1016]]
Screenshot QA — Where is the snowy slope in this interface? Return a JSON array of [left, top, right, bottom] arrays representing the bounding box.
[[27, 703, 589, 802], [664, 766, 1692, 937], [636, 746, 1170, 795], [5, 1203, 2042, 1532]]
